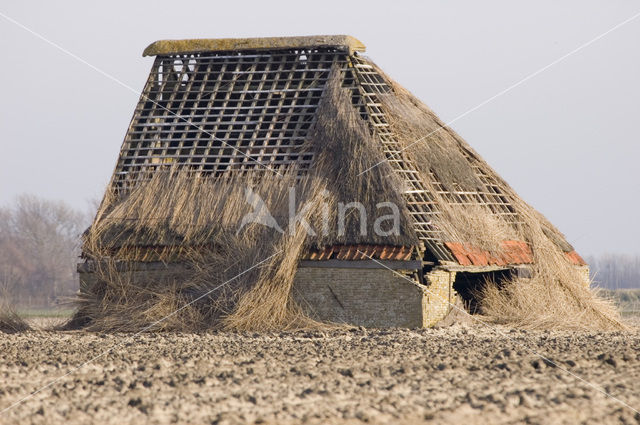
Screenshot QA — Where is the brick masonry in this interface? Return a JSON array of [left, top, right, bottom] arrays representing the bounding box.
[[293, 266, 457, 328], [422, 269, 457, 327], [293, 267, 425, 328], [78, 263, 191, 294], [78, 262, 459, 328], [576, 265, 591, 287]]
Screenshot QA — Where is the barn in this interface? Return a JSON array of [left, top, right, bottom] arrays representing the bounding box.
[[75, 35, 599, 331]]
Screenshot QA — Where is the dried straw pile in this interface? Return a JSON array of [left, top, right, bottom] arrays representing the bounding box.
[[476, 199, 622, 331], [0, 302, 30, 333], [73, 67, 416, 331], [370, 58, 623, 330], [73, 174, 325, 331], [74, 60, 622, 332]]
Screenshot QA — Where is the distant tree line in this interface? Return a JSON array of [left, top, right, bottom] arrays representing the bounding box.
[[0, 196, 89, 308], [586, 254, 640, 290], [0, 195, 638, 308]]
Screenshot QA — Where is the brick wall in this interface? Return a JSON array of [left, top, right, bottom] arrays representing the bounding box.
[[422, 269, 457, 327], [79, 262, 459, 328], [78, 263, 190, 294], [293, 267, 424, 328], [576, 265, 591, 287]]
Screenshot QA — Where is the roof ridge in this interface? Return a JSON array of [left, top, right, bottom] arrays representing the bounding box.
[[143, 35, 366, 57]]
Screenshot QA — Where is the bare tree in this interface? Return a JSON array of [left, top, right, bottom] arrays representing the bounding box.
[[0, 195, 89, 308], [587, 254, 640, 289]]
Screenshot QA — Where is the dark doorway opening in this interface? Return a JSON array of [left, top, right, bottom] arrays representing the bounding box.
[[453, 269, 512, 314]]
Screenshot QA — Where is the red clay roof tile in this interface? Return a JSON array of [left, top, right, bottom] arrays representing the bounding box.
[[444, 241, 534, 266], [302, 245, 412, 261], [565, 250, 587, 266]]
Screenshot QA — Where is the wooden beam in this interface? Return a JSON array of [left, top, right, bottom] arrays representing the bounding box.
[[298, 259, 422, 270]]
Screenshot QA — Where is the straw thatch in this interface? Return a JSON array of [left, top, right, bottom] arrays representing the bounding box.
[[368, 58, 622, 330], [305, 66, 417, 247], [74, 66, 420, 331], [74, 173, 325, 331], [73, 52, 623, 331], [0, 303, 30, 333]]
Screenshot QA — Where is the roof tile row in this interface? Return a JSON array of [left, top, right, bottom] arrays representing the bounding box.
[[445, 241, 588, 267], [444, 241, 533, 266], [304, 245, 413, 261]]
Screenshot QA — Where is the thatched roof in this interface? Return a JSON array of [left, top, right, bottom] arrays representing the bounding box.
[[75, 35, 623, 334], [88, 35, 582, 267]]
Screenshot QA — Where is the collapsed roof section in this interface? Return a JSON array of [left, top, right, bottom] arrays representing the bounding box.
[[101, 35, 583, 267]]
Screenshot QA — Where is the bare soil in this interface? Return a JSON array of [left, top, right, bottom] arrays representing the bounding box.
[[1, 324, 639, 424]]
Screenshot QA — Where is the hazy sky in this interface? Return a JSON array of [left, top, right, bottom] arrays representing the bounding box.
[[0, 1, 638, 256]]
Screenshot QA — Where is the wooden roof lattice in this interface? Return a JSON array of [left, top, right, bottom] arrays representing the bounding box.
[[106, 35, 574, 264]]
